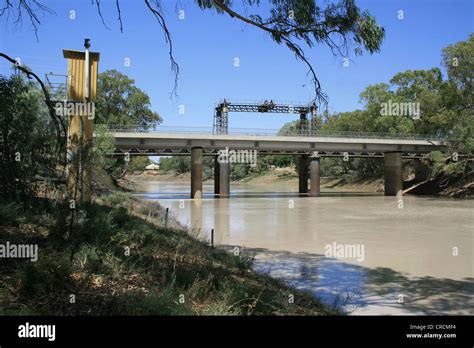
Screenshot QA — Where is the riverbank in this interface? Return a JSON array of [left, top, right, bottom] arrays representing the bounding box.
[[125, 170, 385, 193], [0, 195, 338, 315], [126, 168, 473, 198], [236, 173, 384, 193]]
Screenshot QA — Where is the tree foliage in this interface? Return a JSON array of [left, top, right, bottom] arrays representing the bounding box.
[[198, 0, 385, 104], [282, 35, 474, 178], [0, 0, 385, 103], [96, 70, 162, 129], [127, 156, 151, 173], [159, 156, 191, 174], [0, 74, 58, 200]]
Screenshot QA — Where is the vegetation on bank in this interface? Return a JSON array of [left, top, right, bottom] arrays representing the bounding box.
[[0, 194, 337, 315]]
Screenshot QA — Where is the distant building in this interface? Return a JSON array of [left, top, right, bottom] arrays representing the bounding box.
[[145, 163, 160, 170]]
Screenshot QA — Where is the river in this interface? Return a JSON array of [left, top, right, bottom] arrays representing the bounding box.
[[134, 180, 474, 315]]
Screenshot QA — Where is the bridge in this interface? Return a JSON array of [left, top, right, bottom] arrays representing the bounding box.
[[104, 126, 446, 199]]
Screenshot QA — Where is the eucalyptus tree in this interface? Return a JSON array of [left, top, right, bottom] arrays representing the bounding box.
[[0, 0, 385, 104]]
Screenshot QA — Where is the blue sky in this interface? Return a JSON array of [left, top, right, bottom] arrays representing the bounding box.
[[0, 0, 472, 131]]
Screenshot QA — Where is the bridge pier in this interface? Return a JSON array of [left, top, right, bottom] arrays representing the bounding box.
[[191, 147, 203, 199], [309, 157, 321, 197], [384, 152, 403, 196], [219, 161, 230, 198], [298, 155, 309, 193], [214, 157, 220, 195]]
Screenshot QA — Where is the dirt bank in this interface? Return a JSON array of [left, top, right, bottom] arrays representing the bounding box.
[[126, 168, 473, 198], [126, 169, 384, 193]]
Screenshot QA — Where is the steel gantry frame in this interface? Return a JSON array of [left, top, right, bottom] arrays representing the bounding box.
[[213, 99, 317, 134]]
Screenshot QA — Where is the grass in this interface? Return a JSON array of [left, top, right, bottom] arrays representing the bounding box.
[[0, 195, 339, 316]]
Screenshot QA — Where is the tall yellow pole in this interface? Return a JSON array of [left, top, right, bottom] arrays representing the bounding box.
[[63, 40, 100, 205]]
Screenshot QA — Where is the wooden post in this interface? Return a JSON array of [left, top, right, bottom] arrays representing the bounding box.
[[63, 40, 100, 205]]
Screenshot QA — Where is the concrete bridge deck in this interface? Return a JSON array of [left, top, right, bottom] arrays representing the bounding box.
[[110, 131, 444, 155]]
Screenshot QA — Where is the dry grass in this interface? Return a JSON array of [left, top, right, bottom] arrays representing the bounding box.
[[0, 196, 338, 316]]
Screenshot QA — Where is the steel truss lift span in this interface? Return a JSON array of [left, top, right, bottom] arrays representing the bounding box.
[[213, 99, 317, 135]]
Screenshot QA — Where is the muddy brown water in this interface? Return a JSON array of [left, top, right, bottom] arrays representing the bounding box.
[[134, 180, 474, 315]]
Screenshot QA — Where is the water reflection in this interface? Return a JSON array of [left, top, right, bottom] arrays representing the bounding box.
[[214, 199, 230, 245], [190, 199, 203, 231]]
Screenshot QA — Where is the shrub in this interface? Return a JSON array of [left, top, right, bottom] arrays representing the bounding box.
[[17, 252, 71, 298], [102, 191, 131, 207], [0, 202, 23, 226]]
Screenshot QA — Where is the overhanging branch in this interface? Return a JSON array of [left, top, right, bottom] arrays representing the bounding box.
[[212, 0, 327, 105], [144, 0, 180, 98]]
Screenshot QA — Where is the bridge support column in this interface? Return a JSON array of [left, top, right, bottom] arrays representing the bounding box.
[[414, 159, 430, 183], [309, 157, 320, 197], [219, 161, 230, 198], [298, 155, 308, 193], [191, 147, 203, 199], [384, 152, 403, 196], [214, 157, 220, 195]]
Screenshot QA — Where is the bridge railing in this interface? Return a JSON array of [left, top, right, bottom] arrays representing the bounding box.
[[102, 125, 444, 141]]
